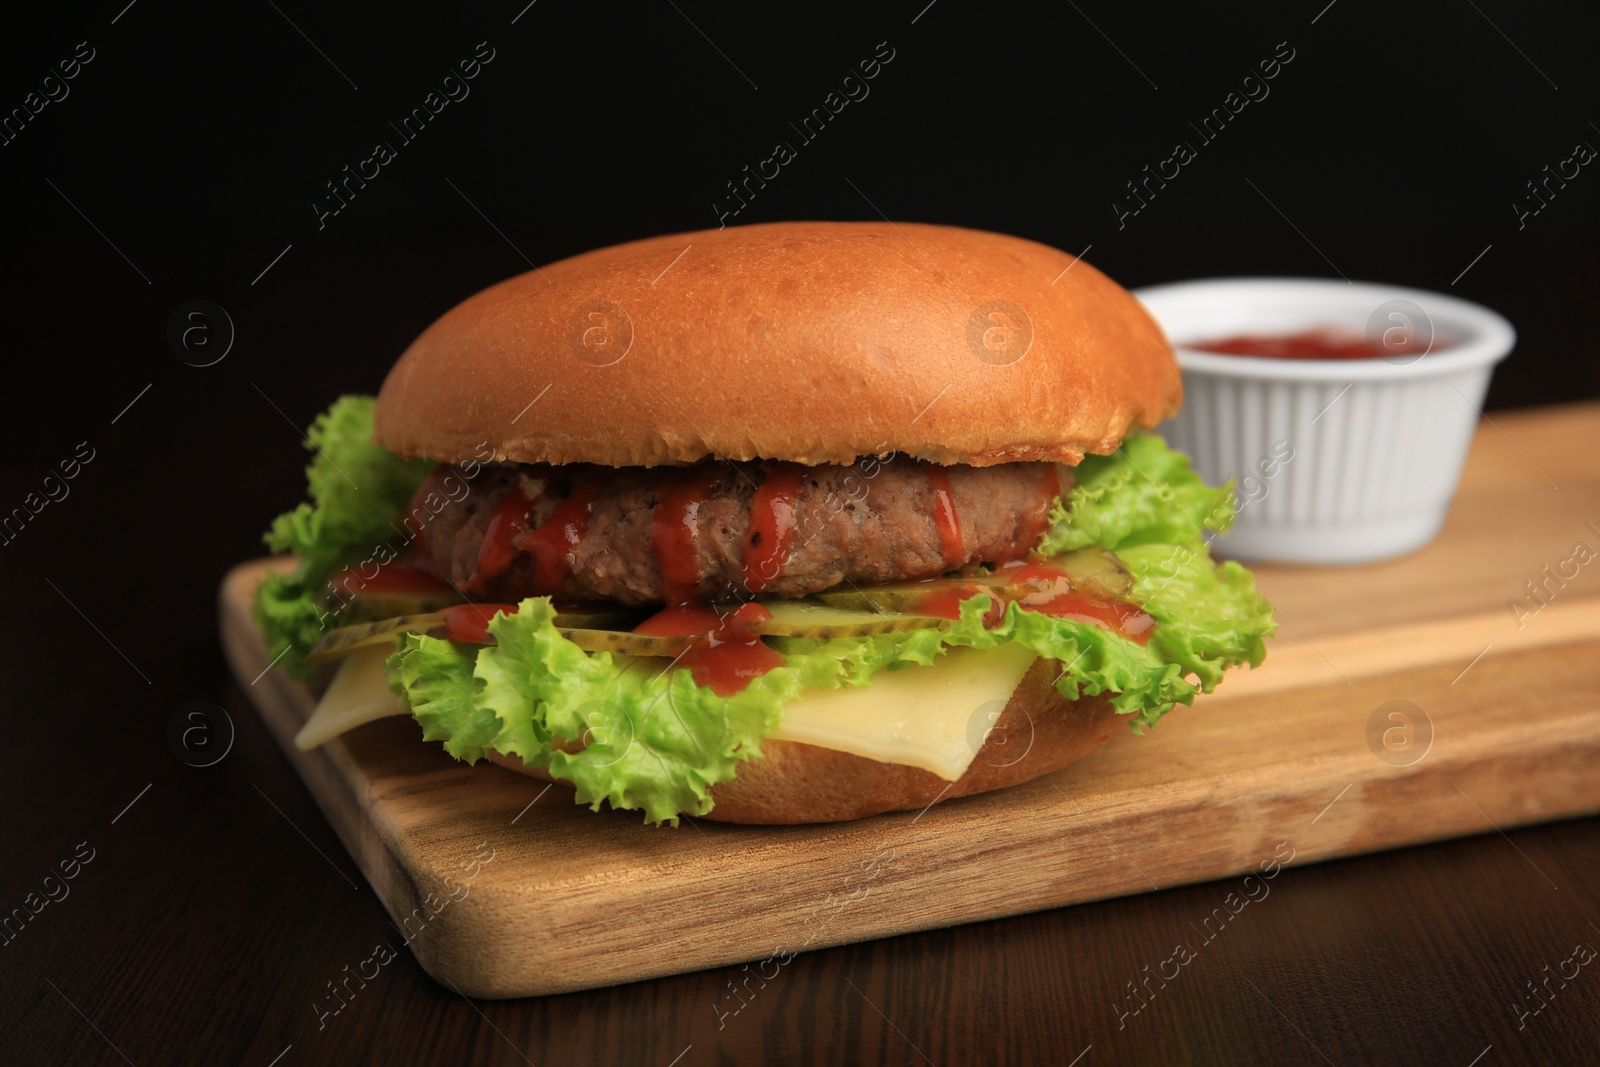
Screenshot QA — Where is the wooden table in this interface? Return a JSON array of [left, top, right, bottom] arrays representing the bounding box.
[[7, 404, 1600, 1066]]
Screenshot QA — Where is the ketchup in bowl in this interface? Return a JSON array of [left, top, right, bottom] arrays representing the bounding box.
[[1187, 327, 1449, 360]]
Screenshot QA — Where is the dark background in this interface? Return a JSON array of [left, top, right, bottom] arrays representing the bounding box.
[[3, 1, 1598, 1064]]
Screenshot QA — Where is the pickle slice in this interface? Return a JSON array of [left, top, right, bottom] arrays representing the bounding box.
[[308, 588, 969, 666], [327, 583, 647, 630], [559, 600, 945, 655], [306, 612, 449, 663], [807, 583, 980, 615], [305, 547, 1137, 665], [302, 604, 665, 662], [328, 588, 465, 621], [738, 599, 945, 638], [549, 603, 652, 632], [1024, 547, 1134, 600], [809, 547, 1136, 614], [307, 607, 692, 664], [556, 628, 691, 657]]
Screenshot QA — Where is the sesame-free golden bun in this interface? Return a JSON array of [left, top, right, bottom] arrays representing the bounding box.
[[373, 221, 1180, 469]]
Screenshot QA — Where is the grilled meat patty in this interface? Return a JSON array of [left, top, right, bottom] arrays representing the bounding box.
[[421, 457, 1066, 605]]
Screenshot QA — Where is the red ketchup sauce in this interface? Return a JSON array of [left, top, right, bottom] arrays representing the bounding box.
[[651, 467, 726, 605], [1018, 466, 1067, 548], [924, 464, 965, 569], [327, 466, 459, 598], [1188, 327, 1444, 360], [1023, 589, 1154, 643], [404, 464, 457, 555], [442, 603, 520, 644], [916, 561, 1154, 645], [916, 584, 1007, 628], [634, 601, 785, 697], [743, 463, 803, 594], [515, 481, 601, 592], [475, 487, 540, 585], [641, 468, 787, 695], [331, 562, 453, 598]]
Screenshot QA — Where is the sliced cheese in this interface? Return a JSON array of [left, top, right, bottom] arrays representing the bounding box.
[[770, 643, 1038, 781], [292, 639, 1039, 783], [294, 645, 408, 750]]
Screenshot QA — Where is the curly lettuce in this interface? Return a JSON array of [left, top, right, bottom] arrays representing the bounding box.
[[253, 396, 435, 678], [1041, 434, 1275, 692]]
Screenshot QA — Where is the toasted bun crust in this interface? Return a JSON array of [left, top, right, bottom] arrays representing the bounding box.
[[485, 657, 1127, 825], [374, 221, 1179, 469]]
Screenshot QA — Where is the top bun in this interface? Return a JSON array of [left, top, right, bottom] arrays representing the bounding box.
[[373, 221, 1179, 468]]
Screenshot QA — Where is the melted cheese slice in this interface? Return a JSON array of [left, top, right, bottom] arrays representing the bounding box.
[[769, 643, 1038, 781], [295, 645, 408, 750], [293, 640, 1039, 782]]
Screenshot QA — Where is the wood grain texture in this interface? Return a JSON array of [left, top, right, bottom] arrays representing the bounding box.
[[219, 403, 1600, 999]]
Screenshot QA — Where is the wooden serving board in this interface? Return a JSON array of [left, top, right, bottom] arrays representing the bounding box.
[[220, 402, 1600, 998]]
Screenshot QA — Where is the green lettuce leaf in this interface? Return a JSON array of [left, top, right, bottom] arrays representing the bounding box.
[[1039, 433, 1235, 555], [392, 599, 908, 825], [1040, 434, 1275, 699], [389, 634, 496, 760], [253, 396, 435, 678]]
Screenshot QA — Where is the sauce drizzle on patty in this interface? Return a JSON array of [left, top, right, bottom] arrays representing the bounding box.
[[651, 466, 727, 605], [516, 481, 601, 592], [742, 462, 803, 594], [924, 463, 965, 570]]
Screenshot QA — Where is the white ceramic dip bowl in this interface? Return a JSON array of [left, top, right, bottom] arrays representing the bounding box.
[[1133, 277, 1516, 563]]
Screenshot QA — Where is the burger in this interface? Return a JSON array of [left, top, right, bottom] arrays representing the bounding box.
[[254, 221, 1274, 825]]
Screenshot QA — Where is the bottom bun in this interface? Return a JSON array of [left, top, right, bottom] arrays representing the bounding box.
[[485, 657, 1128, 825]]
